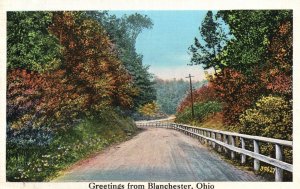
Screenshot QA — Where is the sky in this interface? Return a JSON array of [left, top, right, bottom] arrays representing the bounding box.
[[110, 10, 210, 81]]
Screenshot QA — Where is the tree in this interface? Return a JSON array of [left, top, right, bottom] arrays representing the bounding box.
[[189, 11, 229, 73], [216, 10, 292, 75], [7, 68, 84, 132], [206, 10, 293, 127], [260, 20, 293, 99], [154, 78, 189, 115], [138, 101, 159, 117], [154, 78, 207, 115], [7, 11, 61, 72], [211, 68, 263, 126], [49, 11, 136, 112], [86, 11, 156, 110], [124, 13, 153, 43], [6, 11, 156, 181]]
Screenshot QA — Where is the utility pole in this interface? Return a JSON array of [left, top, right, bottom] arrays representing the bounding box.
[[185, 74, 195, 120]]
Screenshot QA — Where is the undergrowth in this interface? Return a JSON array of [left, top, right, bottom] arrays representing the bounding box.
[[6, 110, 137, 181]]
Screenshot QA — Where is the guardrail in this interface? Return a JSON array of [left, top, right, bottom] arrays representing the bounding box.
[[135, 121, 293, 182], [135, 117, 175, 125], [136, 122, 172, 128]]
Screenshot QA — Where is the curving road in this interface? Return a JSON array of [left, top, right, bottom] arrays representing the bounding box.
[[54, 127, 263, 182]]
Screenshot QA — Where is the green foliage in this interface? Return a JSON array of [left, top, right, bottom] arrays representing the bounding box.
[[202, 10, 293, 127], [123, 13, 153, 42], [7, 110, 136, 181], [189, 11, 229, 72], [239, 95, 293, 169], [86, 11, 156, 110], [6, 11, 148, 181], [7, 11, 149, 132], [154, 78, 207, 115], [7, 11, 138, 134], [184, 10, 292, 179], [239, 95, 292, 140], [216, 10, 292, 74], [176, 101, 222, 124], [7, 11, 61, 72]]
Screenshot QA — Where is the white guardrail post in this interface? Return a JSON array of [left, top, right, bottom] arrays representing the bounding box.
[[223, 134, 228, 154], [212, 132, 216, 148], [240, 137, 246, 164], [275, 144, 283, 181], [230, 135, 235, 159], [218, 133, 222, 152], [253, 140, 260, 172]]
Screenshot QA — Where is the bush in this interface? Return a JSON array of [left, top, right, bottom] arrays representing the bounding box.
[[239, 95, 292, 140], [239, 95, 292, 168], [134, 102, 167, 120], [138, 102, 159, 117], [176, 101, 222, 123]]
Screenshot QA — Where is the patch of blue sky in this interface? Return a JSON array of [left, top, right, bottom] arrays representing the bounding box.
[[109, 10, 229, 81]]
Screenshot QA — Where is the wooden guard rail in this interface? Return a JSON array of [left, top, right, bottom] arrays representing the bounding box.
[[135, 122, 172, 128], [135, 122, 293, 181]]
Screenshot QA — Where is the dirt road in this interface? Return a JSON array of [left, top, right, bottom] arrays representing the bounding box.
[[54, 127, 263, 181]]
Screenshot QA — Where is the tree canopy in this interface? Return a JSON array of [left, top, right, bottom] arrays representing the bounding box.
[[86, 11, 156, 111], [7, 12, 61, 72], [188, 11, 229, 73], [179, 10, 292, 141]]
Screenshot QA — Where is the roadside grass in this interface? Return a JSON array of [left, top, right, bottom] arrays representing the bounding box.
[[196, 113, 226, 131], [177, 112, 240, 133], [6, 110, 137, 182]]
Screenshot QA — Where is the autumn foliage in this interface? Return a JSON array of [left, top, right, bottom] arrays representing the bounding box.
[[177, 83, 217, 113], [138, 102, 160, 117], [210, 68, 262, 126], [175, 82, 222, 124], [49, 12, 137, 111], [177, 11, 292, 142], [7, 11, 157, 181], [7, 12, 140, 134], [261, 21, 292, 98]]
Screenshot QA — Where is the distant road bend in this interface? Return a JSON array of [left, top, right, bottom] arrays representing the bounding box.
[[55, 119, 263, 181]]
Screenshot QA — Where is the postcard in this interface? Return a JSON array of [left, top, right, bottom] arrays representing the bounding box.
[[1, 0, 299, 189]]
